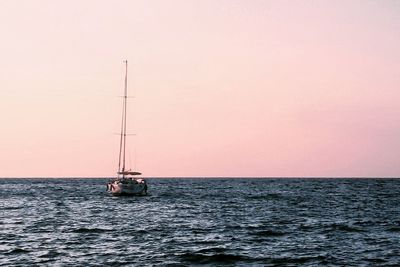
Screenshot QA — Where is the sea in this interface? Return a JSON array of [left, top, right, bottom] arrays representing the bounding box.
[[1, 178, 400, 266]]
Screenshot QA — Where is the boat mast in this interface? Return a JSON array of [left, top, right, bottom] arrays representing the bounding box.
[[118, 60, 128, 176]]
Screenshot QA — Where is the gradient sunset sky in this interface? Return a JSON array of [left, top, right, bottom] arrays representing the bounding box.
[[1, 0, 399, 177]]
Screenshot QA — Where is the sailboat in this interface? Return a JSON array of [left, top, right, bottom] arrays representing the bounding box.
[[107, 60, 148, 196]]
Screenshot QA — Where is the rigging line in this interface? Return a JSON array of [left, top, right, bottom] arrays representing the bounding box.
[[117, 96, 125, 173], [134, 135, 137, 171]]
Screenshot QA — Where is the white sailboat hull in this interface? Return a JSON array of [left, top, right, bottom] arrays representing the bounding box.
[[107, 178, 147, 196]]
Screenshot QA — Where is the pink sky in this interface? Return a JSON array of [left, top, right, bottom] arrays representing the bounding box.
[[1, 0, 399, 177]]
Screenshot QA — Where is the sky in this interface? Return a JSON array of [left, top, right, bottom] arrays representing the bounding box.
[[1, 0, 399, 177]]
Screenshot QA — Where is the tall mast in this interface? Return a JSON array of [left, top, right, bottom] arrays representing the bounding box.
[[123, 60, 128, 172], [118, 60, 128, 174]]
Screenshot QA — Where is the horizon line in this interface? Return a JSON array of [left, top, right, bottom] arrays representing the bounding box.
[[0, 176, 399, 179]]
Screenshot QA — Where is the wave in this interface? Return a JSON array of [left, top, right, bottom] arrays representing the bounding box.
[[157, 192, 188, 198], [179, 251, 326, 265], [179, 251, 251, 264], [252, 229, 287, 237], [5, 248, 29, 255], [38, 250, 66, 258], [2, 206, 24, 210], [71, 227, 112, 234], [386, 226, 400, 232], [268, 255, 327, 265], [248, 193, 283, 200], [364, 257, 387, 264], [323, 223, 364, 233]]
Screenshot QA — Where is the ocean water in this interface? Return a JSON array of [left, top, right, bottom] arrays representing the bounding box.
[[1, 178, 400, 266]]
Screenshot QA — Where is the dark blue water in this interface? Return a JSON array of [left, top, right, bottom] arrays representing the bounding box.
[[1, 178, 400, 266]]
